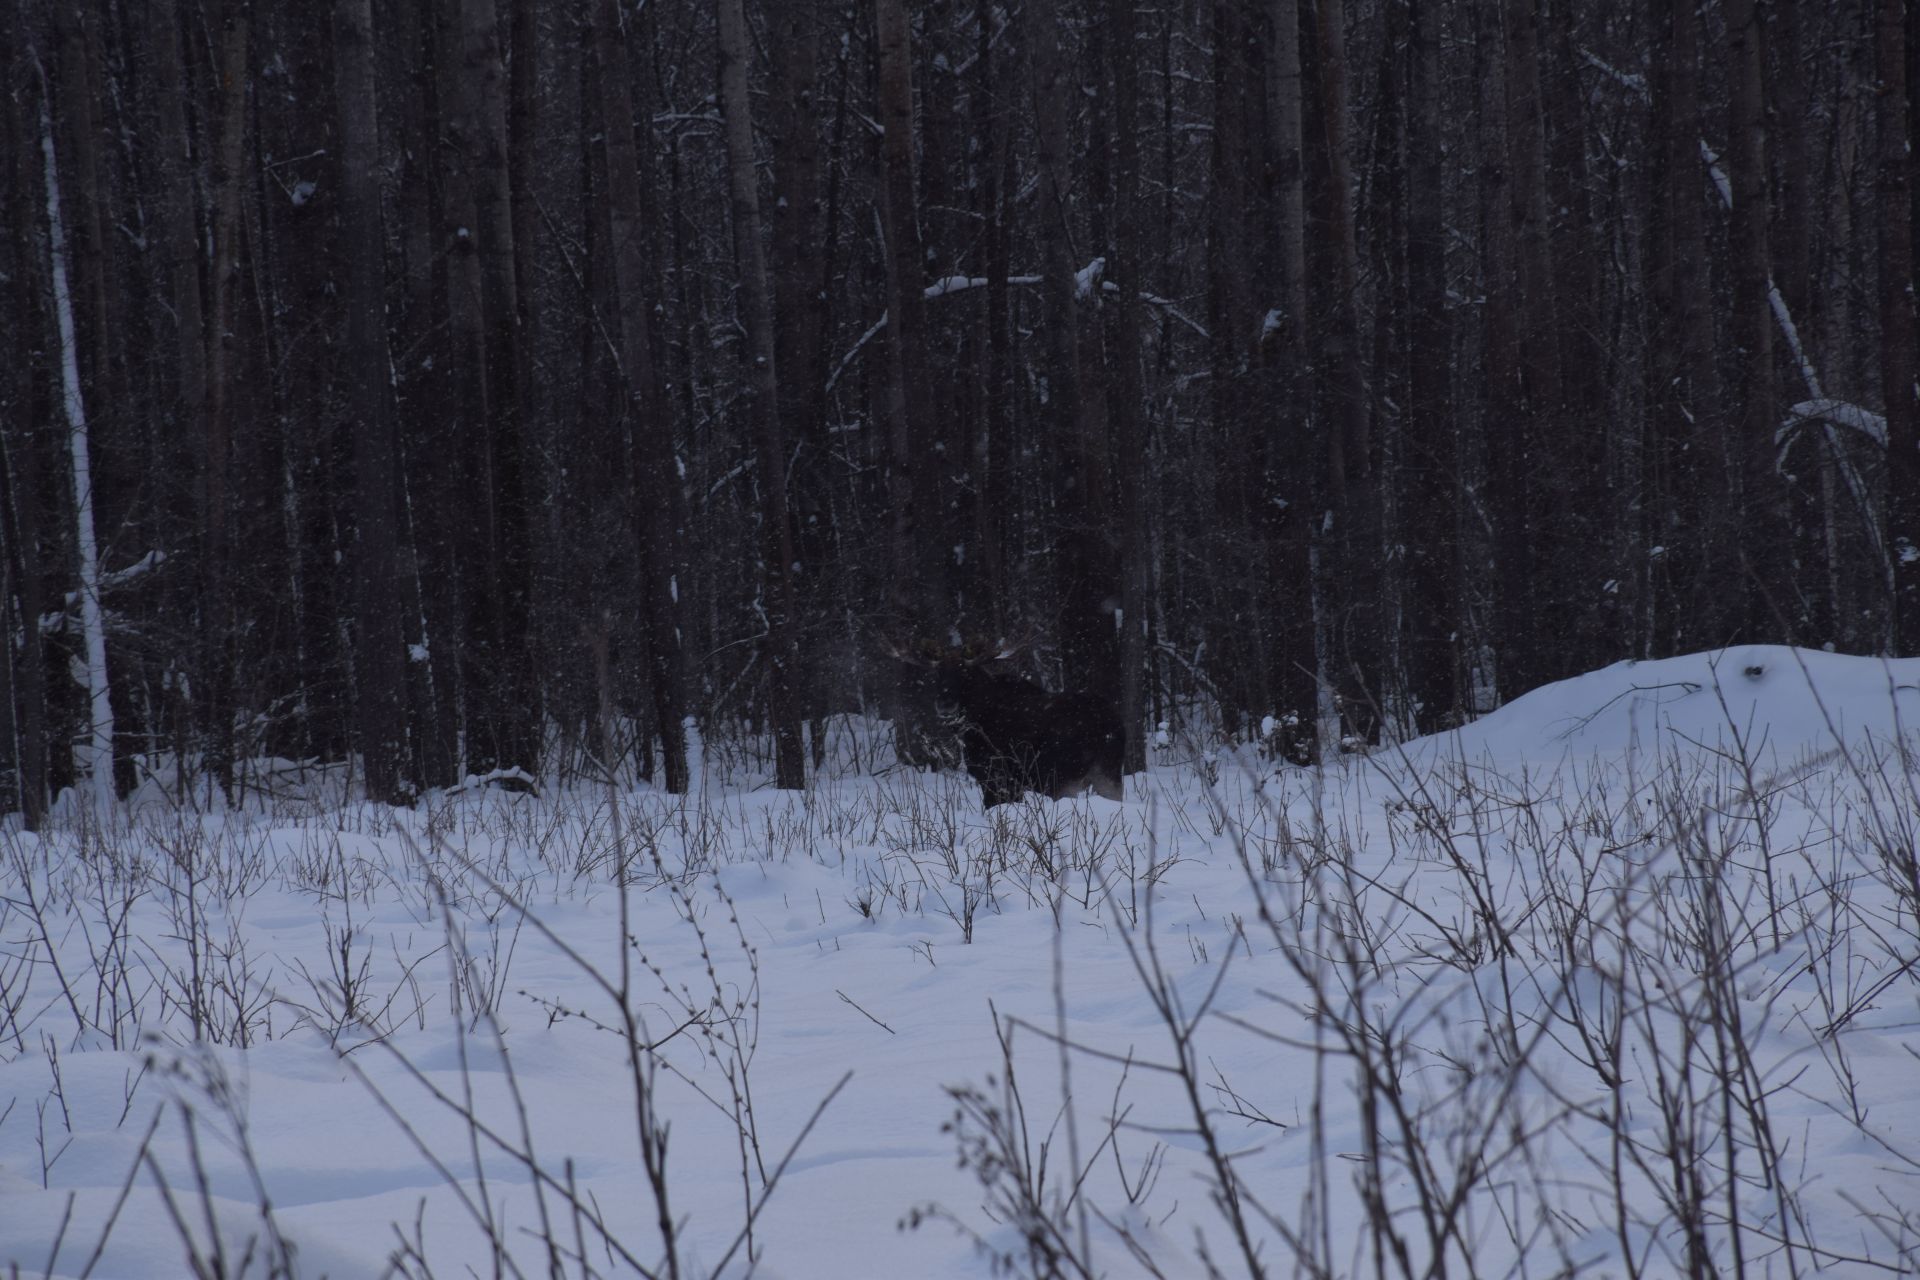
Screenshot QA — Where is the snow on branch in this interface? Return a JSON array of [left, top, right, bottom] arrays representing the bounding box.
[[1074, 257, 1106, 300], [922, 274, 1041, 300], [101, 549, 168, 592], [445, 765, 540, 796], [1777, 399, 1888, 450], [826, 261, 1204, 392], [1577, 48, 1647, 96], [37, 550, 171, 635]]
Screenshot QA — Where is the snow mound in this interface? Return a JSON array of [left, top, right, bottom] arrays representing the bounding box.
[[1428, 646, 1920, 763]]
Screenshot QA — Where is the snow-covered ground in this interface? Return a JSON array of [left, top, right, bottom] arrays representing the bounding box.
[[3, 646, 1918, 1277]]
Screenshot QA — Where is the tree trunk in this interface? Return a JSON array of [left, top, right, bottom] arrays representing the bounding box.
[[50, 1, 121, 422], [448, 0, 538, 778], [976, 0, 1013, 637], [1403, 0, 1455, 731], [768, 0, 830, 749], [1881, 0, 1919, 649], [1111, 0, 1149, 777], [1503, 0, 1561, 691], [148, 0, 207, 491], [1029, 0, 1117, 695], [1726, 0, 1785, 637], [0, 426, 46, 828], [717, 0, 806, 789], [1265, 0, 1319, 756], [336, 0, 412, 804], [873, 0, 946, 764], [36, 63, 115, 812], [1206, 0, 1258, 734], [1645, 0, 1722, 653], [201, 0, 250, 798], [4, 15, 49, 829], [589, 0, 690, 792], [1313, 0, 1377, 744], [874, 0, 936, 628]]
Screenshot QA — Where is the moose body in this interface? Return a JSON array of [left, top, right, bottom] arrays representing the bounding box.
[[936, 660, 1123, 808]]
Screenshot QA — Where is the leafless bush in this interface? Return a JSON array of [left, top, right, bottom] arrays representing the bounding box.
[[928, 718, 1920, 1277]]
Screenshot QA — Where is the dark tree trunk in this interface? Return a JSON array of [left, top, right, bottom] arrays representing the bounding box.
[[768, 0, 831, 750], [589, 0, 689, 792], [1646, 0, 1723, 654], [1726, 0, 1787, 638], [874, 0, 945, 764], [1029, 0, 1117, 696], [427, 0, 539, 783], [1207, 0, 1261, 734], [1313, 0, 1377, 742], [1403, 0, 1456, 731], [974, 0, 1013, 638], [1881, 0, 1919, 649], [1111, 0, 1149, 776], [1504, 0, 1562, 690], [145, 0, 208, 772], [201, 0, 251, 797], [336, 0, 411, 805], [148, 0, 206, 496], [717, 0, 806, 789], [0, 425, 46, 828], [4, 10, 49, 828], [393, 0, 462, 791], [50, 1, 121, 420], [1265, 0, 1320, 756]]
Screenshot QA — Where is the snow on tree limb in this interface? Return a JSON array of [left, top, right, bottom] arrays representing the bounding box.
[[1778, 400, 1889, 450], [827, 261, 1203, 392]]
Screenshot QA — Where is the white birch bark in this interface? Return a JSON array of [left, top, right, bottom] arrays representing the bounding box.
[[38, 76, 116, 814]]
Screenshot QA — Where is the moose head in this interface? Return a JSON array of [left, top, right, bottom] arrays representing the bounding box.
[[890, 637, 1124, 808]]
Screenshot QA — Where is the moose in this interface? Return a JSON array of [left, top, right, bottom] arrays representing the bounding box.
[[891, 639, 1124, 808]]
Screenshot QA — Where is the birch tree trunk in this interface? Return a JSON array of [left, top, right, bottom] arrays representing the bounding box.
[[36, 65, 115, 814]]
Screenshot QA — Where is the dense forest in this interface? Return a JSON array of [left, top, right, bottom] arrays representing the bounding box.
[[1, 0, 1915, 819]]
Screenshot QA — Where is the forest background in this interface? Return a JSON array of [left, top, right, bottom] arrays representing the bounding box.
[[2, 0, 1916, 818]]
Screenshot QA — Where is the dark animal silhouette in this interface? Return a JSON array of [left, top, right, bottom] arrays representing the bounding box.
[[933, 657, 1123, 808]]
